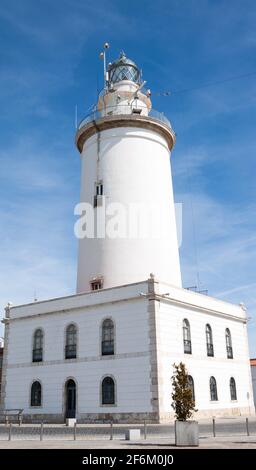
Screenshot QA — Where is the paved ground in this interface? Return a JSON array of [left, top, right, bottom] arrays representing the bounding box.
[[0, 435, 256, 449], [0, 417, 255, 448]]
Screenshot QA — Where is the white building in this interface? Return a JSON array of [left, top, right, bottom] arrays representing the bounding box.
[[250, 359, 256, 407], [1, 51, 254, 423]]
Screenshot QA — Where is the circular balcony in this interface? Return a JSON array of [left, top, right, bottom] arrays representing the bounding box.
[[75, 104, 176, 153]]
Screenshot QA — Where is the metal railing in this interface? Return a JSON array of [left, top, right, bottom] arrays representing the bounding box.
[[207, 343, 214, 357], [32, 348, 43, 362], [1, 417, 256, 442], [101, 340, 114, 356], [184, 339, 192, 354], [227, 346, 233, 359], [77, 104, 172, 131], [65, 345, 77, 359]]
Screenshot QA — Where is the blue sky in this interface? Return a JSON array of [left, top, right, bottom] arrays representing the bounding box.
[[0, 0, 255, 355]]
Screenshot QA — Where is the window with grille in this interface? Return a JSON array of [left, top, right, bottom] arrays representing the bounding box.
[[101, 318, 114, 355], [65, 324, 77, 359], [31, 381, 42, 407], [94, 182, 104, 208], [187, 375, 195, 402], [210, 376, 218, 401], [225, 328, 233, 359], [102, 376, 115, 405], [230, 377, 237, 400], [91, 279, 103, 291], [183, 319, 192, 354], [32, 329, 43, 362], [206, 324, 214, 357]]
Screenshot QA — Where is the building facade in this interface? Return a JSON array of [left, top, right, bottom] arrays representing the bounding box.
[[0, 338, 3, 402], [250, 359, 256, 408], [1, 51, 254, 422]]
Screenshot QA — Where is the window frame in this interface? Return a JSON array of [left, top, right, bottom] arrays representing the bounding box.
[[230, 377, 237, 401], [225, 328, 233, 359], [101, 375, 116, 406], [210, 376, 218, 401], [30, 380, 42, 407], [187, 375, 195, 403], [65, 323, 77, 360], [206, 324, 214, 357], [32, 328, 44, 363], [101, 318, 115, 356], [183, 319, 192, 354]]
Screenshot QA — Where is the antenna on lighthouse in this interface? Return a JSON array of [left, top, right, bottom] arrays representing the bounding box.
[[99, 42, 110, 90]]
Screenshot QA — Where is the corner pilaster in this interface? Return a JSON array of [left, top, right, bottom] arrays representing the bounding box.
[[147, 273, 161, 421], [0, 305, 11, 410]]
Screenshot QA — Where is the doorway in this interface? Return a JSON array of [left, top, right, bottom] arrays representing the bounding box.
[[65, 379, 76, 419]]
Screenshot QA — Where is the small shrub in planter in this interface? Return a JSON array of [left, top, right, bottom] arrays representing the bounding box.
[[171, 362, 199, 446]]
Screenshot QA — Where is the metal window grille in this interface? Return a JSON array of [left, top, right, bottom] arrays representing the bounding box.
[[210, 377, 218, 401], [31, 381, 41, 407], [102, 377, 115, 405], [32, 348, 43, 362], [187, 375, 195, 402], [230, 378, 237, 401], [183, 319, 192, 354], [226, 329, 233, 359], [102, 319, 114, 355], [65, 325, 77, 359], [33, 329, 43, 362], [206, 325, 214, 357]]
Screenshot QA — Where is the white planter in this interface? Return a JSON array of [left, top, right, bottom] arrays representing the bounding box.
[[175, 420, 199, 447]]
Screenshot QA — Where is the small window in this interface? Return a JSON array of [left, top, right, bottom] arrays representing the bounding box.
[[230, 377, 237, 401], [183, 319, 192, 354], [225, 328, 233, 359], [102, 376, 115, 405], [101, 318, 114, 355], [94, 182, 104, 207], [91, 279, 103, 291], [206, 324, 214, 357], [96, 182, 103, 196], [31, 381, 42, 407], [32, 329, 43, 362], [187, 375, 195, 403], [65, 324, 77, 359], [210, 376, 218, 401]]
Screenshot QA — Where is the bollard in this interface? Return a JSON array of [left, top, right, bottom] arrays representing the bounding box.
[[110, 420, 113, 441], [40, 421, 43, 441], [212, 418, 216, 437], [143, 420, 147, 440], [74, 422, 77, 441], [8, 423, 12, 441], [246, 417, 250, 436]]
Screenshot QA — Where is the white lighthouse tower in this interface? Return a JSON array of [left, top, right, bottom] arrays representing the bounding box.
[[75, 50, 182, 293], [2, 49, 254, 424]]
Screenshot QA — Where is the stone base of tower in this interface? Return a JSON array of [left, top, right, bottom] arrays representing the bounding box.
[[1, 278, 255, 423]]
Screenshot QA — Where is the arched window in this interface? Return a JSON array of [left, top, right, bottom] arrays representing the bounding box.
[[183, 319, 192, 354], [187, 375, 195, 402], [230, 377, 237, 401], [65, 324, 77, 359], [210, 376, 218, 401], [32, 329, 43, 362], [31, 381, 42, 406], [101, 376, 115, 405], [101, 319, 114, 356], [206, 324, 214, 357], [225, 328, 233, 359]]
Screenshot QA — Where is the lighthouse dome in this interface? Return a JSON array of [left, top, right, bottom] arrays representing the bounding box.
[[108, 51, 141, 85]]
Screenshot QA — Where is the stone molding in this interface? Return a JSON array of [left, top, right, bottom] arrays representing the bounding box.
[[76, 114, 175, 153]]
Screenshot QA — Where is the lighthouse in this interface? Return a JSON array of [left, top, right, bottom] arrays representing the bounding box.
[[75, 50, 182, 293], [2, 48, 254, 424]]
